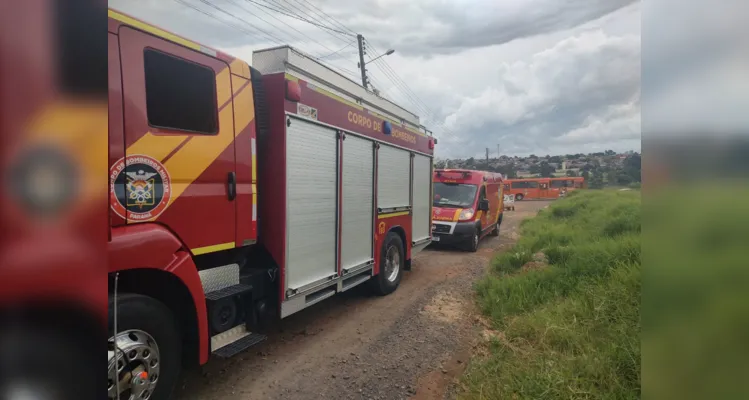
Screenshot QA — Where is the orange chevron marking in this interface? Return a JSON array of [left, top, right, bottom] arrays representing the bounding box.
[[127, 133, 189, 162], [232, 79, 255, 137]]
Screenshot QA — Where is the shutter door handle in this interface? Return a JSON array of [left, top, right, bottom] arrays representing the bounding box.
[[228, 171, 237, 201]]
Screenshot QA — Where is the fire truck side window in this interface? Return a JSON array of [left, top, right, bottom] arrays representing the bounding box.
[[143, 49, 218, 134], [550, 180, 566, 188], [527, 181, 539, 188]]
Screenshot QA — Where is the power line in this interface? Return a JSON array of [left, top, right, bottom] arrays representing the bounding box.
[[196, 0, 287, 45], [365, 46, 457, 138], [174, 0, 275, 44], [295, 0, 356, 35], [286, 7, 451, 137], [233, 0, 343, 56], [245, 0, 354, 37], [317, 40, 356, 60], [175, 0, 362, 83], [275, 0, 354, 45], [231, 0, 313, 46], [180, 0, 449, 139]]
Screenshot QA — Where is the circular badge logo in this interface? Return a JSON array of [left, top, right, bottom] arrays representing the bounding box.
[[109, 155, 171, 221]]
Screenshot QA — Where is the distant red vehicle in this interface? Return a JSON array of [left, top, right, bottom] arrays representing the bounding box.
[[504, 177, 585, 200], [552, 177, 586, 193]]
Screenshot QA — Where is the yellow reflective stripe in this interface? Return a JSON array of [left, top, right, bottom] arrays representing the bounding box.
[[109, 10, 201, 51], [252, 183, 257, 221], [310, 86, 364, 111], [378, 211, 410, 219], [250, 138, 257, 180], [192, 242, 235, 255]]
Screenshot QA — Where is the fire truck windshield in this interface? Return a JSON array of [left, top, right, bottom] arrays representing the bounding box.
[[433, 182, 477, 208]]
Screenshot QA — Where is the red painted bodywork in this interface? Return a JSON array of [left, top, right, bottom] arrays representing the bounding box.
[[107, 11, 251, 365], [284, 79, 432, 154], [260, 73, 432, 301], [505, 177, 586, 200], [432, 169, 504, 234], [0, 2, 107, 319], [373, 214, 412, 274], [108, 224, 210, 364]]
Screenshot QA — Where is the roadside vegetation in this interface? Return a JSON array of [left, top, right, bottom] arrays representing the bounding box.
[[459, 190, 641, 399]]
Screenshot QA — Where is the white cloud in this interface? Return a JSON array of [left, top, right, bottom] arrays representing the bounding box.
[[110, 0, 642, 156], [432, 30, 641, 157]]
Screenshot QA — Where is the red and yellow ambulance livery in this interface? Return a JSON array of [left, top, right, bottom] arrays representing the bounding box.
[[431, 169, 504, 252]]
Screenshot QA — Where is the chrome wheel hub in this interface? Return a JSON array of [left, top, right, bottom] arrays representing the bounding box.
[[108, 330, 160, 400], [384, 245, 401, 282]]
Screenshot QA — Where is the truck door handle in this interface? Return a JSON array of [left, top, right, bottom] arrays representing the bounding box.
[[227, 172, 236, 201]]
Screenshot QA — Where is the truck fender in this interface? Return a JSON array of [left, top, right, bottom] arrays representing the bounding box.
[[108, 223, 210, 365], [374, 225, 408, 275]]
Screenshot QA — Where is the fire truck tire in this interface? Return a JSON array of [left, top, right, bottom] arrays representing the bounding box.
[[108, 293, 181, 400], [515, 193, 524, 201], [370, 231, 404, 296]]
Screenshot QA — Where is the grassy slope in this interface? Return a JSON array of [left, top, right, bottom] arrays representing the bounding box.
[[459, 190, 641, 400]]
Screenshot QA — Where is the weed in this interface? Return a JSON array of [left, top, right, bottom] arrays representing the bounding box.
[[461, 190, 641, 400]]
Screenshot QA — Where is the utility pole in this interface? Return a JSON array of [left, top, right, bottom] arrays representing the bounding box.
[[485, 147, 489, 170], [357, 34, 368, 89], [497, 144, 500, 159]]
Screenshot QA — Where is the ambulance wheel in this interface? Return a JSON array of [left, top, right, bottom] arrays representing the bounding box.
[[490, 214, 502, 236], [371, 232, 404, 296], [108, 294, 181, 400], [466, 226, 480, 252], [515, 193, 524, 201]]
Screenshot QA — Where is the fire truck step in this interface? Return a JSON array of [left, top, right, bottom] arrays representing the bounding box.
[[340, 274, 370, 292], [205, 284, 252, 301], [212, 329, 267, 359]]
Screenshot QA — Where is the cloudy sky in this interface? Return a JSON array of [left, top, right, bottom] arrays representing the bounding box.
[[110, 0, 642, 158]]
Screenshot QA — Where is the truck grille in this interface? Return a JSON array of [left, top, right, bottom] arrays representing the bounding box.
[[432, 224, 451, 234]]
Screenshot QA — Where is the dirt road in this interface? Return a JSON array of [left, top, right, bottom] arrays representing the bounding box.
[[175, 201, 551, 400]]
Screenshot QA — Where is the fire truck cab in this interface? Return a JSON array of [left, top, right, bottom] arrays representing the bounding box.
[[431, 169, 504, 252], [107, 10, 434, 400]]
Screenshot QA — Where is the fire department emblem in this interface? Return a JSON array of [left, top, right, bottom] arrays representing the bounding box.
[[110, 154, 172, 221]]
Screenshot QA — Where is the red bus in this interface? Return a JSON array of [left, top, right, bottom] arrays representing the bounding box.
[[504, 177, 585, 200], [551, 177, 586, 193]]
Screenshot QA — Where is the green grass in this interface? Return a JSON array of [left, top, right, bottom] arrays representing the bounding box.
[[460, 190, 641, 400]]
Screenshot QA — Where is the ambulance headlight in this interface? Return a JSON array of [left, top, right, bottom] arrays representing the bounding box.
[[8, 146, 77, 217], [458, 208, 475, 221]]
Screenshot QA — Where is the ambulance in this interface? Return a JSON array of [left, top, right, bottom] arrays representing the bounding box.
[[431, 169, 504, 251]]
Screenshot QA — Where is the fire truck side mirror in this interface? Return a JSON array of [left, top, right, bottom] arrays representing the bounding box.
[[478, 199, 490, 211]]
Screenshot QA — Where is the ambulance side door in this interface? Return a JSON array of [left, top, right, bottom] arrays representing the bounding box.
[[478, 185, 491, 229]]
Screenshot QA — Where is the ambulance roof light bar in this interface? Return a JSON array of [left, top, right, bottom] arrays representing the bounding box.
[[436, 170, 471, 179]]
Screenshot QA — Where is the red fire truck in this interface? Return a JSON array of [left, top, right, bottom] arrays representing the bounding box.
[[107, 10, 435, 400]]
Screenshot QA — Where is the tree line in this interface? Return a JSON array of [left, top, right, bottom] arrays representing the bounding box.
[[437, 152, 642, 188]]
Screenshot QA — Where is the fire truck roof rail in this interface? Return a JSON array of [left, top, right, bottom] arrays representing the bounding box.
[[252, 45, 426, 133]]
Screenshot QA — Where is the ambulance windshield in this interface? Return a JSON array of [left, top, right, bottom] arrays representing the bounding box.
[[433, 182, 477, 208]]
